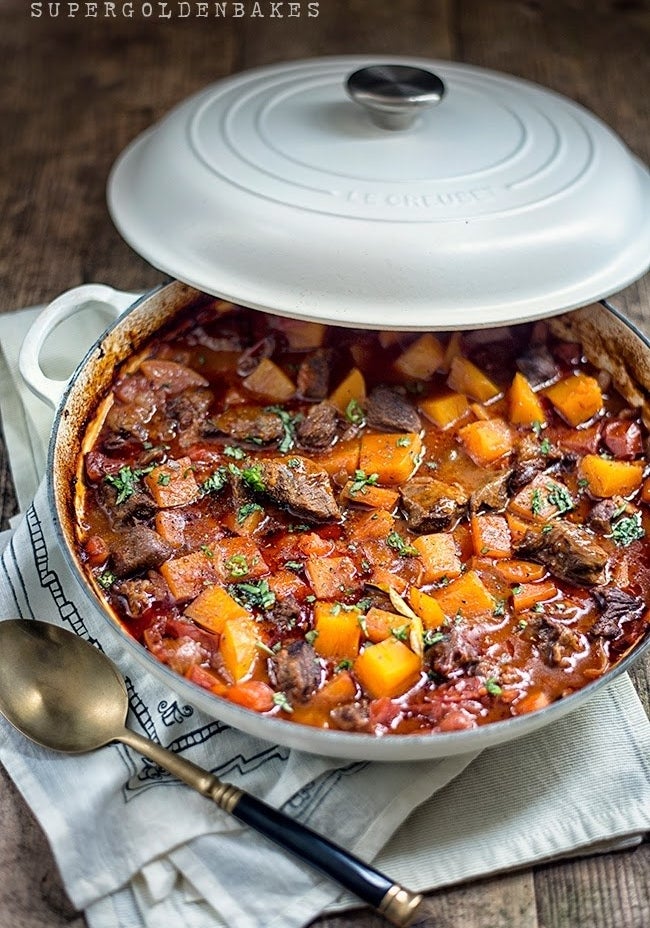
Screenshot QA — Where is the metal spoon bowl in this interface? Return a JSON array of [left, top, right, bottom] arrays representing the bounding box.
[[0, 619, 423, 927]]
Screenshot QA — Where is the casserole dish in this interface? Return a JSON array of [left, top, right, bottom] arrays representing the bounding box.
[[18, 56, 650, 760]]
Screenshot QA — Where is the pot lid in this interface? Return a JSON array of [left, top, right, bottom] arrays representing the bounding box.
[[108, 55, 650, 329]]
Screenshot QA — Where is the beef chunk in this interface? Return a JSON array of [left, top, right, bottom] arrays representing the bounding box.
[[297, 349, 331, 400], [401, 477, 468, 533], [236, 336, 276, 377], [531, 617, 583, 667], [115, 573, 169, 617], [508, 435, 564, 493], [602, 419, 643, 460], [207, 406, 284, 444], [271, 639, 321, 704], [516, 344, 559, 388], [428, 626, 480, 679], [98, 481, 156, 527], [515, 523, 608, 586], [296, 401, 338, 448], [269, 596, 303, 635], [587, 497, 628, 534], [330, 702, 371, 732], [110, 526, 174, 578], [470, 471, 511, 513], [589, 587, 644, 639], [365, 386, 420, 433], [166, 387, 213, 448], [256, 457, 341, 522]]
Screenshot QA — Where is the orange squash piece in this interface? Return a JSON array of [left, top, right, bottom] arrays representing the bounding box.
[[579, 455, 644, 498], [291, 671, 357, 728], [408, 587, 446, 629], [470, 513, 512, 559], [353, 638, 421, 699], [419, 391, 471, 429], [160, 550, 218, 602], [494, 559, 547, 584], [317, 439, 361, 481], [329, 367, 366, 413], [352, 508, 396, 541], [364, 607, 407, 643], [305, 556, 359, 599], [219, 616, 260, 683], [393, 333, 444, 381], [508, 372, 547, 427], [509, 474, 574, 522], [184, 584, 249, 633], [313, 602, 362, 661], [242, 358, 295, 402], [412, 533, 461, 583], [359, 433, 423, 485], [340, 481, 400, 510], [512, 580, 558, 613], [458, 418, 514, 466], [447, 356, 501, 403], [155, 509, 185, 547], [212, 537, 269, 582], [545, 373, 603, 426], [433, 570, 495, 619], [145, 456, 200, 508], [368, 566, 408, 595]]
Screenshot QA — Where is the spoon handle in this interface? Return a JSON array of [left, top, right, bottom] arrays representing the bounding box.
[[119, 727, 423, 927]]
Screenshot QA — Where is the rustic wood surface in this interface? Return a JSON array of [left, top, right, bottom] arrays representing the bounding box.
[[1, 1, 649, 926]]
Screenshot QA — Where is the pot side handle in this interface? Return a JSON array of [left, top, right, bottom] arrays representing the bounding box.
[[18, 284, 140, 409]]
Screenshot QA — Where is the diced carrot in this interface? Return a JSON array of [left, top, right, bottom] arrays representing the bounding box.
[[545, 373, 603, 426], [412, 533, 461, 583], [242, 358, 295, 402], [579, 455, 644, 498], [212, 537, 269, 582], [494, 559, 547, 584], [512, 580, 558, 613], [306, 556, 359, 599], [359, 432, 423, 485], [184, 584, 248, 633], [509, 474, 574, 522], [447, 356, 501, 403], [458, 418, 514, 466], [154, 509, 185, 547], [419, 391, 470, 429], [508, 372, 547, 427], [160, 550, 218, 602], [364, 607, 405, 643], [353, 638, 421, 699], [219, 617, 260, 683], [408, 587, 446, 629], [393, 333, 444, 381], [145, 456, 200, 508], [341, 481, 400, 510], [352, 508, 396, 541], [317, 439, 361, 481], [470, 514, 512, 559], [226, 680, 275, 712], [378, 331, 401, 348], [329, 367, 366, 413], [313, 602, 362, 661], [369, 567, 408, 595], [514, 689, 553, 715], [433, 570, 495, 619]]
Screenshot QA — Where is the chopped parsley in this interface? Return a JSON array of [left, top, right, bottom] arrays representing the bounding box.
[[396, 436, 411, 447], [336, 659, 354, 671], [349, 469, 379, 495], [272, 692, 293, 713], [530, 489, 544, 515], [240, 464, 266, 493], [237, 502, 263, 524], [539, 437, 552, 455], [386, 530, 419, 557], [104, 464, 153, 505], [305, 629, 319, 645], [284, 560, 304, 572], [230, 579, 276, 611], [390, 624, 410, 642], [609, 512, 645, 547], [157, 473, 171, 487], [200, 544, 214, 559], [224, 445, 246, 460], [423, 629, 445, 648], [97, 570, 116, 590], [224, 554, 250, 578], [493, 598, 506, 617], [546, 482, 574, 515], [511, 584, 523, 595], [485, 678, 503, 696], [345, 398, 366, 426], [201, 468, 228, 495], [266, 406, 300, 453], [531, 420, 545, 437]]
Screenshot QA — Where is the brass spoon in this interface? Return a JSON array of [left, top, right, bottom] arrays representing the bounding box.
[[0, 619, 424, 927]]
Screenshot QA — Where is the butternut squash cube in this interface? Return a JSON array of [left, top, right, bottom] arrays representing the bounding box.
[[408, 587, 446, 629], [508, 372, 547, 427], [353, 638, 421, 699], [412, 533, 461, 583], [359, 432, 423, 485], [329, 367, 366, 413], [419, 391, 471, 429], [545, 373, 603, 426], [317, 439, 361, 481], [219, 617, 260, 683], [447, 356, 501, 403], [340, 481, 400, 510], [145, 456, 200, 508], [470, 513, 512, 559], [160, 550, 218, 602], [184, 584, 249, 634], [306, 556, 359, 599], [579, 454, 644, 498], [433, 570, 495, 619], [458, 418, 514, 466], [393, 333, 444, 381], [242, 358, 295, 402], [313, 602, 362, 661], [364, 607, 405, 643]]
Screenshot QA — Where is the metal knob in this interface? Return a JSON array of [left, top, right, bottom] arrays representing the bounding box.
[[346, 64, 445, 131]]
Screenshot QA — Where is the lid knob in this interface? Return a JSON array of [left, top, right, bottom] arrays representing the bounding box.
[[346, 64, 445, 131]]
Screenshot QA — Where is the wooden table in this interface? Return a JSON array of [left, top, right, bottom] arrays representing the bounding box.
[[1, 1, 649, 925]]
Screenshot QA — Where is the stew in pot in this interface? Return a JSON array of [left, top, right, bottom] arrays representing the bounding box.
[[78, 299, 650, 735]]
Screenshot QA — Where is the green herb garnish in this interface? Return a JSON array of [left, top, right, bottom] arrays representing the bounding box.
[[609, 512, 645, 547], [266, 406, 300, 453], [104, 465, 152, 505], [201, 467, 228, 495], [386, 530, 419, 557], [305, 630, 319, 645], [546, 482, 574, 514], [224, 445, 246, 460], [485, 678, 503, 696], [345, 398, 366, 426], [98, 570, 116, 590], [349, 469, 380, 495], [230, 579, 276, 610], [530, 488, 544, 516], [240, 464, 266, 493], [237, 502, 263, 524], [225, 554, 250, 578], [423, 629, 445, 647], [284, 560, 303, 572], [272, 692, 293, 713], [390, 624, 410, 642]]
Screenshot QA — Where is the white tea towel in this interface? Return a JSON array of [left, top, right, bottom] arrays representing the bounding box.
[[0, 298, 649, 928]]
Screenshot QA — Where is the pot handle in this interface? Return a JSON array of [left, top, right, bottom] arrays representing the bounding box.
[[18, 284, 140, 409]]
